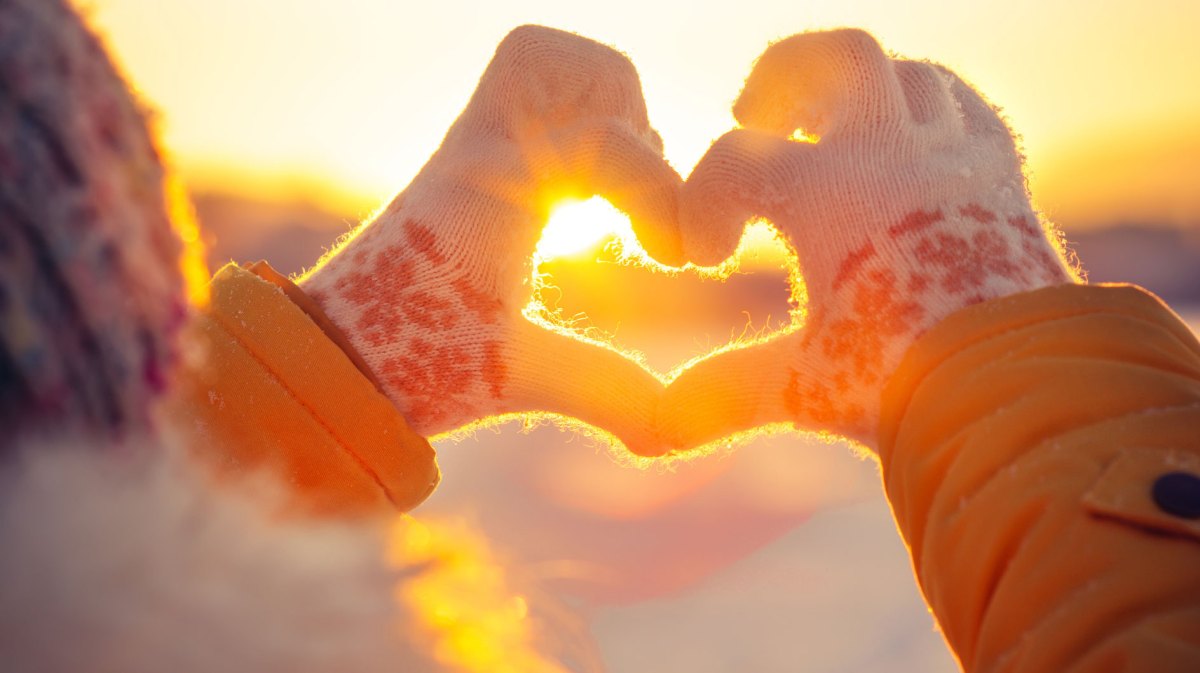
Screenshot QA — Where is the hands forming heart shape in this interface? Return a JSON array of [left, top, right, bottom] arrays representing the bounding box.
[[299, 25, 1074, 458]]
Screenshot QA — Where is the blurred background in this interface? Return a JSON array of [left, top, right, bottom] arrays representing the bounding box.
[[78, 0, 1199, 670]]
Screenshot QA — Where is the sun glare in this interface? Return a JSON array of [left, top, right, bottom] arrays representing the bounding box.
[[788, 128, 821, 144], [535, 197, 634, 261], [392, 517, 570, 673], [167, 174, 211, 307]]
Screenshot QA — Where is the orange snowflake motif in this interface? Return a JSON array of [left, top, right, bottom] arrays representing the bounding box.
[[912, 226, 1022, 295], [332, 218, 507, 429], [821, 268, 925, 384]]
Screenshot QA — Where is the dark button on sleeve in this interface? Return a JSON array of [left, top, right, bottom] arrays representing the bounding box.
[[1152, 472, 1200, 520]]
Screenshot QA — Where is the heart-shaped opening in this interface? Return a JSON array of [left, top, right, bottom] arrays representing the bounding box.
[[526, 197, 806, 382]]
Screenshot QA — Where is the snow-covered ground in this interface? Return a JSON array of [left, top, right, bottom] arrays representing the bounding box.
[[423, 427, 957, 672], [591, 479, 958, 673]]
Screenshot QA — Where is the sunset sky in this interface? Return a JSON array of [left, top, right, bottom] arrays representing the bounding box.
[[78, 0, 1200, 228]]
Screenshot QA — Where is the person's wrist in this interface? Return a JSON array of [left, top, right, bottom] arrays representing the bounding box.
[[840, 197, 1075, 444]]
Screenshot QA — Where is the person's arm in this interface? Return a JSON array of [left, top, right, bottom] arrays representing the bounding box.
[[663, 29, 1200, 672], [881, 283, 1200, 672], [168, 26, 687, 515]]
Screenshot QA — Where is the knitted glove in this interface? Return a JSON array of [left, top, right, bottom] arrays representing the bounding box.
[[660, 29, 1075, 452], [301, 26, 680, 451]]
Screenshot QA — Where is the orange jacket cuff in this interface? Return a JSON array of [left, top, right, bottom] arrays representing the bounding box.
[[176, 263, 439, 515], [877, 283, 1200, 671]]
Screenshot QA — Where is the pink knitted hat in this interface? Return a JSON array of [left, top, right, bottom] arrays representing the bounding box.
[[0, 0, 185, 445]]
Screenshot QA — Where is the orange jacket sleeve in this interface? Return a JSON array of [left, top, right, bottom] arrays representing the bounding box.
[[167, 263, 439, 517], [879, 284, 1200, 672]]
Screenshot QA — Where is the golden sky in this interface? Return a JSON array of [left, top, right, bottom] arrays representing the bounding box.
[[80, 0, 1200, 228]]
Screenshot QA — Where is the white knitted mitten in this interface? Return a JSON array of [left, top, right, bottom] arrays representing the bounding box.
[[301, 26, 680, 450], [661, 29, 1076, 451]]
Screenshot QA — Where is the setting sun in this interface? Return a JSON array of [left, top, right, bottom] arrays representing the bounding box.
[[535, 197, 634, 261]]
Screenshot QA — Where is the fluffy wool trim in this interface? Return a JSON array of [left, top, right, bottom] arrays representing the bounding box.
[[0, 439, 441, 673]]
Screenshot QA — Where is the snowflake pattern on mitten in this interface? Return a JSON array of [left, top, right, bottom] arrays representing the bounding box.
[[661, 29, 1076, 451], [301, 26, 680, 452]]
